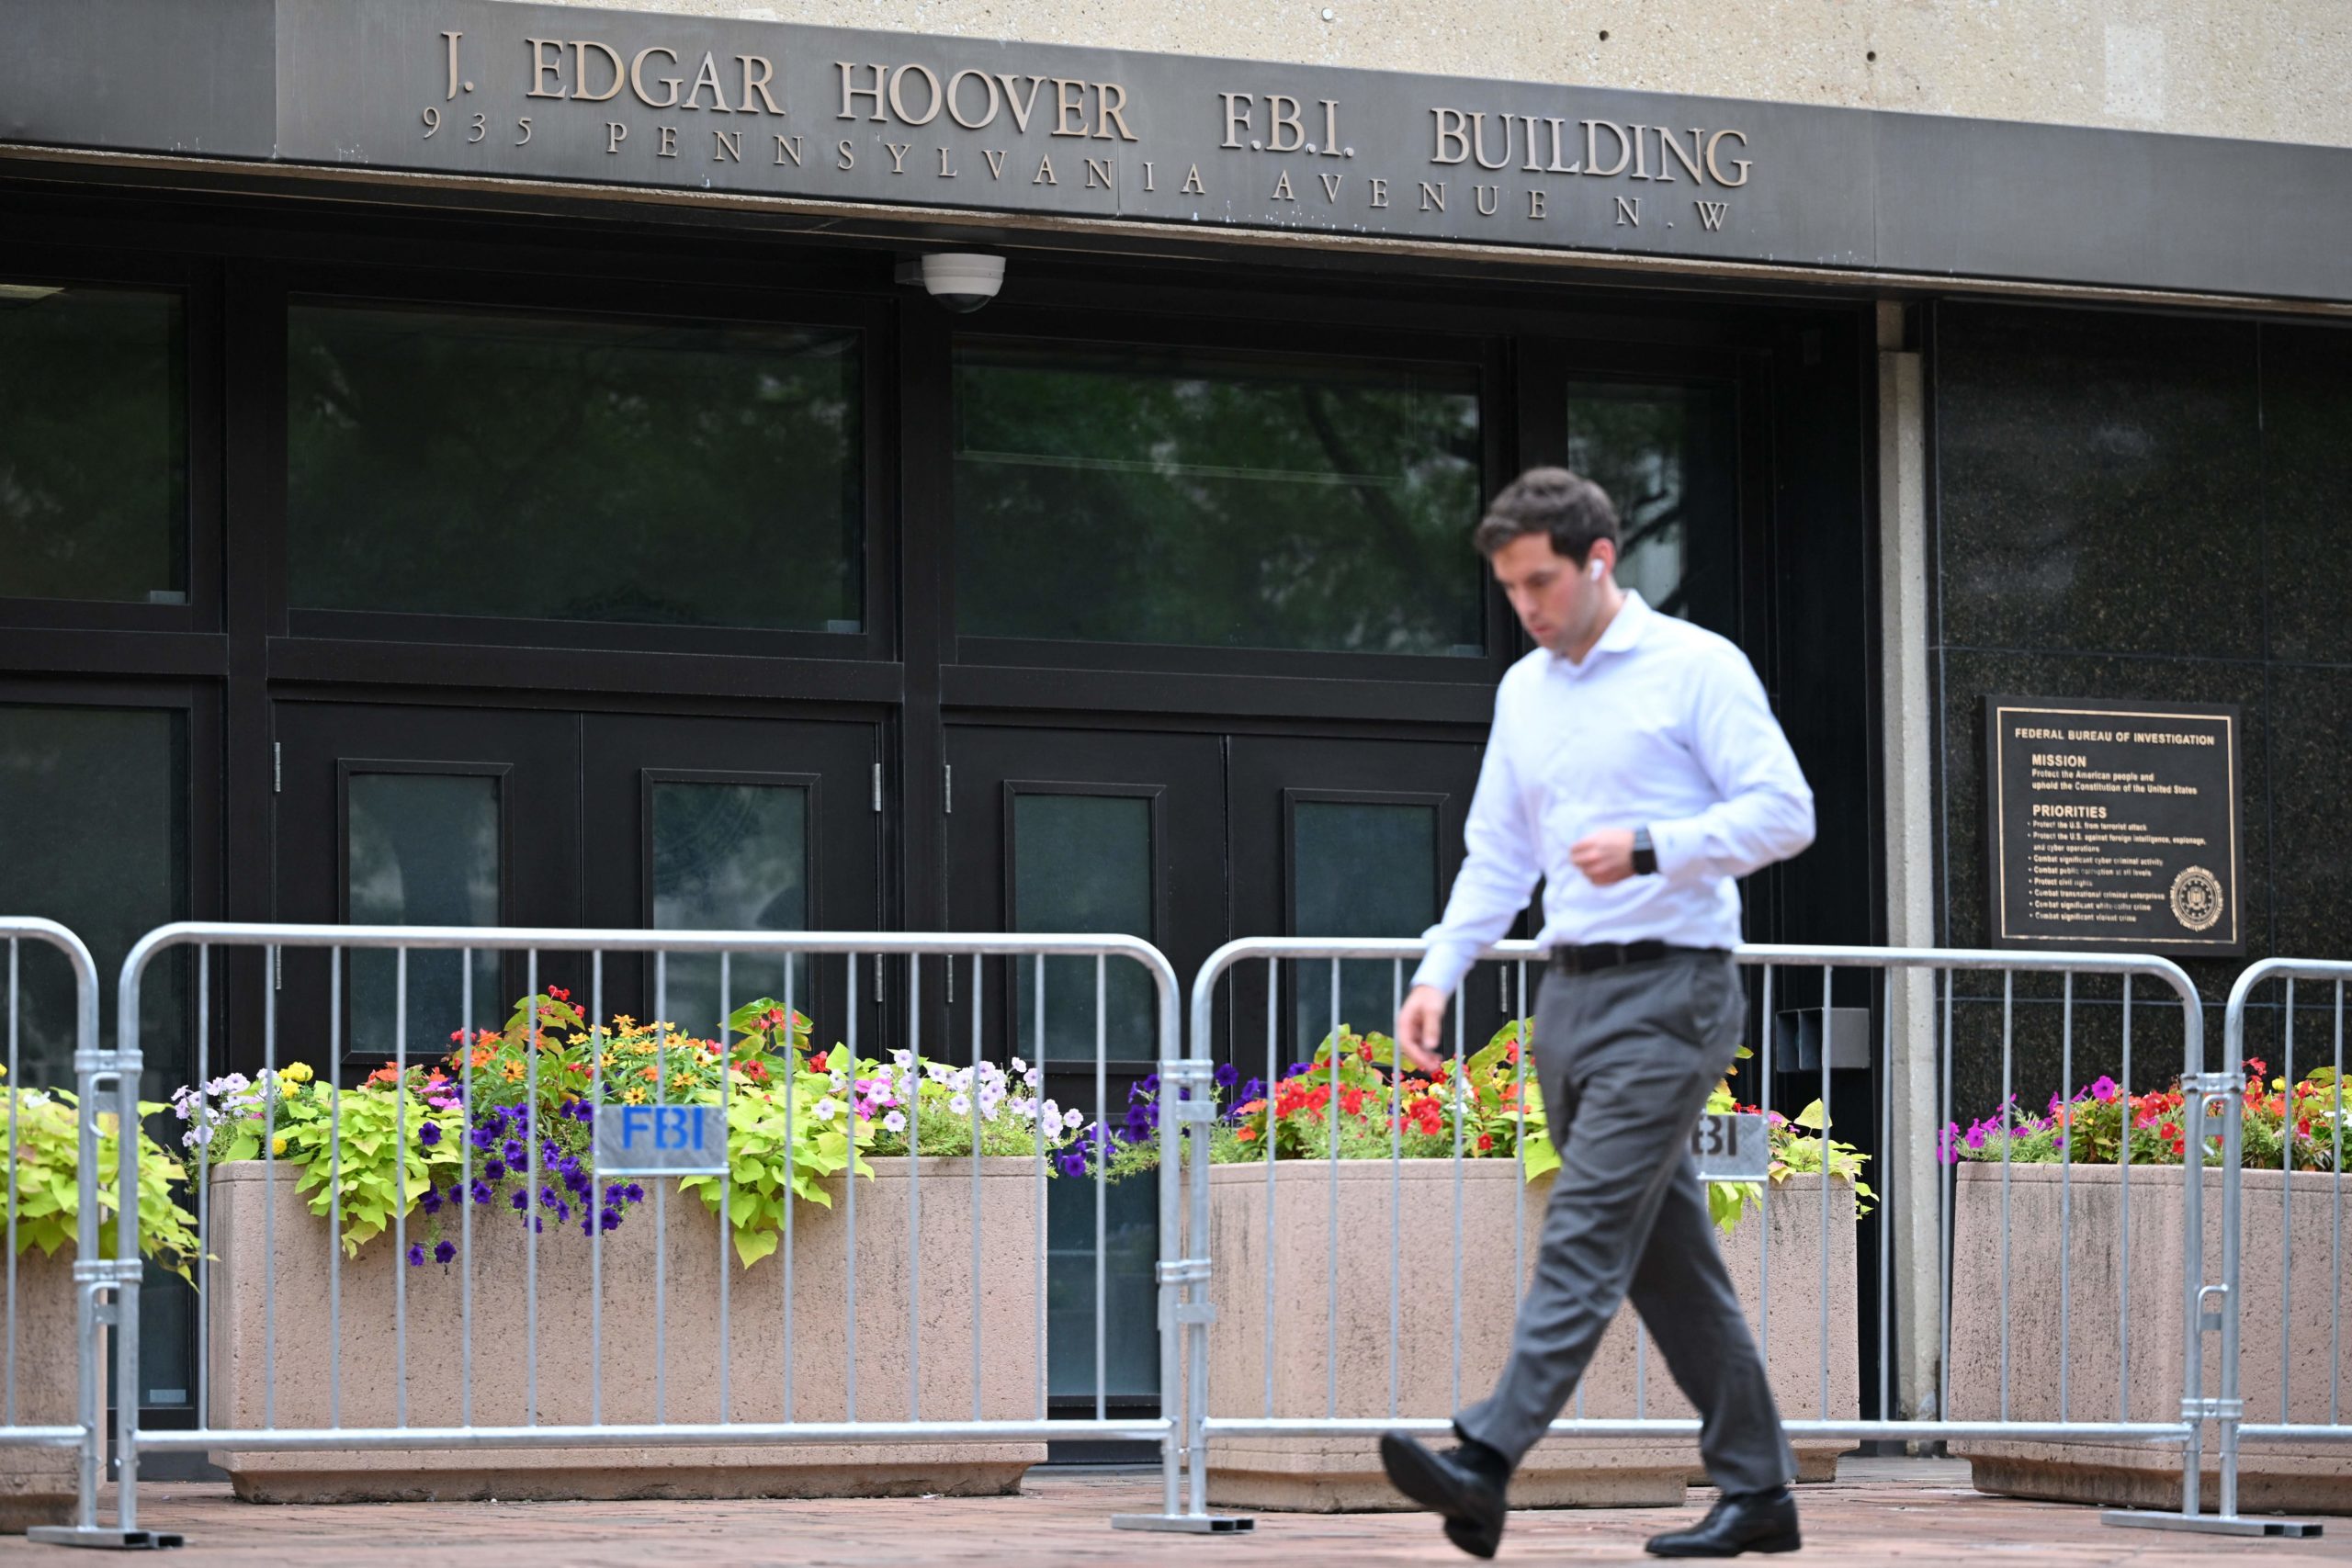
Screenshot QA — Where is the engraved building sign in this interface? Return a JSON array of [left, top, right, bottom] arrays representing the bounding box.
[[1984, 697, 2245, 955]]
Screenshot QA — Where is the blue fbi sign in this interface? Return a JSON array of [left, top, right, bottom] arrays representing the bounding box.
[[593, 1102, 727, 1178], [1691, 1112, 1770, 1184]]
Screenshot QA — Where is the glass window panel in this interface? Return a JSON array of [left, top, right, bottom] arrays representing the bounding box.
[[346, 773, 501, 1060], [1012, 794, 1154, 1064], [0, 705, 188, 1089], [1564, 379, 1740, 635], [1046, 1165, 1160, 1401], [288, 303, 862, 631], [0, 705, 192, 1414], [1291, 800, 1438, 1055], [1013, 795, 1159, 1404], [956, 344, 1483, 654], [0, 285, 187, 604], [650, 780, 809, 1035]]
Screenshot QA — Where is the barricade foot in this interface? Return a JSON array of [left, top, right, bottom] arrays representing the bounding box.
[[2101, 1508, 2324, 1538], [24, 1526, 184, 1550], [1111, 1513, 1256, 1533]]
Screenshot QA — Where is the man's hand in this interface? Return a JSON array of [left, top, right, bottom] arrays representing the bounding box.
[[1569, 828, 1637, 886], [1394, 985, 1449, 1075]]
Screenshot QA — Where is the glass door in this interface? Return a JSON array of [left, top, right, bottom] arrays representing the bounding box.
[[579, 712, 881, 1042], [944, 724, 1226, 1417], [272, 701, 578, 1077]]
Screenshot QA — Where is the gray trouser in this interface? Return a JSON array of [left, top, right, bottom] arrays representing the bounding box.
[[1453, 950, 1795, 1495]]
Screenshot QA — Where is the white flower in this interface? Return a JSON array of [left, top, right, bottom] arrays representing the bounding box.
[[812, 1099, 840, 1122], [1009, 1056, 1026, 1074], [952, 1067, 973, 1091], [1063, 1109, 1083, 1130], [1041, 1099, 1060, 1125], [947, 1092, 971, 1117], [1023, 1068, 1043, 1089], [890, 1049, 913, 1069], [882, 1110, 906, 1134]]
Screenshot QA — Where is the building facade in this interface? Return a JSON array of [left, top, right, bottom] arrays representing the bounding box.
[[3, 0, 2347, 1438]]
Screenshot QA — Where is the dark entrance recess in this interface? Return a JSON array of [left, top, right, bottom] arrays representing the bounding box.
[[0, 180, 1879, 1443]]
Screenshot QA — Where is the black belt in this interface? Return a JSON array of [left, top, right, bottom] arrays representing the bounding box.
[[1548, 942, 1721, 975]]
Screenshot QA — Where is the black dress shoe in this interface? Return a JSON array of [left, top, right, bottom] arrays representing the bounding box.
[[1645, 1487, 1802, 1557], [1378, 1431, 1509, 1559]]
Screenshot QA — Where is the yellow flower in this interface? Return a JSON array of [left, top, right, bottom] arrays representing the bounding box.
[[612, 1014, 637, 1029], [271, 1134, 288, 1156], [279, 1062, 314, 1085], [622, 1087, 647, 1105]]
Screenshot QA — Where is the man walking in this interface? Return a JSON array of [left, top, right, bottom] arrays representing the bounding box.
[[1381, 468, 1815, 1559]]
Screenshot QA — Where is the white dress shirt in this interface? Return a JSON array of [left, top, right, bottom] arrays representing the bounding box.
[[1411, 592, 1815, 998]]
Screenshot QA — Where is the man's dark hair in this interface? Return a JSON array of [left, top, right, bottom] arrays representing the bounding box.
[[1471, 467, 1621, 563]]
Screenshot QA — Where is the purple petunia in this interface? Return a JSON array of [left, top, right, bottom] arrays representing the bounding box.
[[419, 1122, 442, 1146], [405, 1243, 424, 1267], [1215, 1063, 1238, 1088], [433, 1239, 456, 1264]]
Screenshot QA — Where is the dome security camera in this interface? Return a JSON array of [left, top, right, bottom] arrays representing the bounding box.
[[894, 253, 1004, 312]]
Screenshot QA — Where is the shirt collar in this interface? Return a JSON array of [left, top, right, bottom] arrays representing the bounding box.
[[1552, 590, 1653, 672]]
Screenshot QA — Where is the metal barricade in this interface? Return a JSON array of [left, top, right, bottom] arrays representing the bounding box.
[[2209, 959, 2350, 1529], [90, 922, 1194, 1544], [1164, 938, 2258, 1535], [6, 918, 173, 1549]]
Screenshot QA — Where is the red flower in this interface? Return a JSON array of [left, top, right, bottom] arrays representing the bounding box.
[[2246, 1058, 2267, 1077], [547, 986, 571, 1002], [1476, 1134, 1494, 1152]]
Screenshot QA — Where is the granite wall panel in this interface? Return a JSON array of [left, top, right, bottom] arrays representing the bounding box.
[[1932, 305, 2348, 1121]]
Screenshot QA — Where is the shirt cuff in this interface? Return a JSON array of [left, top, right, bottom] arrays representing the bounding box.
[[1646, 818, 1701, 881], [1408, 939, 1479, 999]]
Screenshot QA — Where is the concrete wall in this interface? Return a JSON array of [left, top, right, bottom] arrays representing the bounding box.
[[553, 0, 2352, 150]]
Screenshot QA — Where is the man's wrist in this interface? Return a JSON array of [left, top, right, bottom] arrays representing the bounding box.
[[1630, 825, 1658, 876]]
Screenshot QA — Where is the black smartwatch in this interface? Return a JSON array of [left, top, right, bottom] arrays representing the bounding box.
[[1631, 826, 1658, 876]]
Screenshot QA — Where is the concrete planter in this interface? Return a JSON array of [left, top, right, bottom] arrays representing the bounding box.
[[0, 1247, 82, 1532], [205, 1156, 1045, 1502], [1204, 1160, 1859, 1511], [1950, 1163, 2352, 1514]]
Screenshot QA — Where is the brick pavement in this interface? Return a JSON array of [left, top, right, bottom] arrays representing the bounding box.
[[4, 1460, 2343, 1567]]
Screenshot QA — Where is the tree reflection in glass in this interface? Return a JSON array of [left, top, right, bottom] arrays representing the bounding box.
[[1565, 378, 1739, 632], [955, 344, 1483, 655]]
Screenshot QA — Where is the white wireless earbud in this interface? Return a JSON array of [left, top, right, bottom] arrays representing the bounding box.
[[1589, 558, 1605, 581]]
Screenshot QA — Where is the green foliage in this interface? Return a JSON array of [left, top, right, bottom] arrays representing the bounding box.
[[4, 1077, 200, 1280]]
